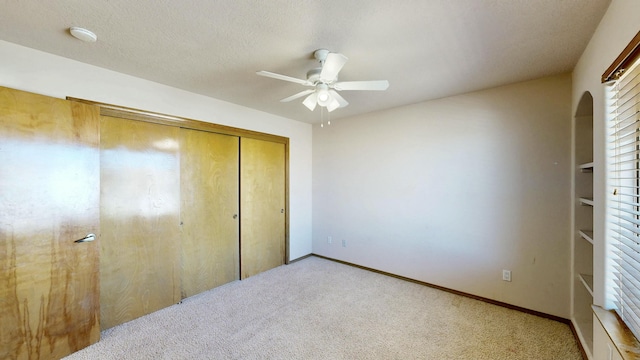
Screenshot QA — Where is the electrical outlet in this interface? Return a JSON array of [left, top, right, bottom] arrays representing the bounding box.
[[342, 239, 347, 247], [327, 236, 332, 244], [502, 270, 512, 282]]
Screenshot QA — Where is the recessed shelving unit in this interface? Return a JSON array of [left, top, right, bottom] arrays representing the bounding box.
[[572, 92, 594, 358]]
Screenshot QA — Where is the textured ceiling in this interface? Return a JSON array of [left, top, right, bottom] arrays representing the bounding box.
[[0, 0, 610, 124]]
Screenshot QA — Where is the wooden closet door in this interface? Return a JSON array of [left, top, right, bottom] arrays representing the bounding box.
[[0, 87, 100, 359], [240, 138, 286, 279], [99, 116, 181, 330], [180, 129, 239, 298]]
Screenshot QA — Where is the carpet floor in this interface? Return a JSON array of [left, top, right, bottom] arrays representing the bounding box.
[[64, 256, 582, 359]]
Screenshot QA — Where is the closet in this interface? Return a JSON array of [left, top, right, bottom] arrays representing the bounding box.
[[240, 138, 286, 279], [181, 129, 240, 298], [99, 116, 182, 330], [96, 106, 288, 330], [0, 86, 288, 359]]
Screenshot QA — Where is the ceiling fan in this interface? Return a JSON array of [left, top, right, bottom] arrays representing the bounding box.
[[257, 49, 389, 112]]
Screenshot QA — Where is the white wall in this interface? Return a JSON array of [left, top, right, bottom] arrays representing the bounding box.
[[572, 0, 640, 309], [313, 73, 572, 317], [0, 40, 313, 260]]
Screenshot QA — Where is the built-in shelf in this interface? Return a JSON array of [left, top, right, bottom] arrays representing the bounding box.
[[579, 197, 594, 206], [574, 98, 593, 356], [579, 230, 594, 244], [579, 274, 594, 296], [579, 162, 594, 172]]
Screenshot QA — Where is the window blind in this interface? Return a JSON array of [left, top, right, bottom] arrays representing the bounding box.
[[608, 55, 640, 340]]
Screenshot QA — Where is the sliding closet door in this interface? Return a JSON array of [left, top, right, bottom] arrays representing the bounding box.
[[240, 137, 286, 279], [0, 87, 100, 359], [99, 116, 181, 330], [180, 129, 239, 298]]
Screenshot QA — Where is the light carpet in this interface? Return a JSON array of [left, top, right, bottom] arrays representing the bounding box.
[[64, 256, 582, 359]]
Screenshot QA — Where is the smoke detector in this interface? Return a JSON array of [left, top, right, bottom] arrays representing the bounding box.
[[69, 27, 97, 42]]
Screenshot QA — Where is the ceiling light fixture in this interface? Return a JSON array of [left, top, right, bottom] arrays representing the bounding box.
[[316, 84, 331, 106], [257, 49, 389, 115], [69, 27, 97, 42]]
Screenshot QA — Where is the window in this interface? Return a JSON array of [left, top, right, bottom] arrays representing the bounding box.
[[606, 31, 640, 340]]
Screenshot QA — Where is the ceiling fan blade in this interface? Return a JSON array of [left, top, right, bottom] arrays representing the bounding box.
[[320, 53, 348, 82], [256, 70, 310, 85], [280, 89, 315, 102], [303, 92, 318, 111], [333, 80, 389, 91], [329, 90, 349, 108]]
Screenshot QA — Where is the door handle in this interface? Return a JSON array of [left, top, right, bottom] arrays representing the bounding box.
[[74, 233, 96, 243]]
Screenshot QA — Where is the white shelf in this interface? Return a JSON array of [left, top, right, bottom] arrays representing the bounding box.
[[578, 230, 594, 245], [579, 197, 594, 206], [579, 274, 594, 296], [579, 162, 594, 172]]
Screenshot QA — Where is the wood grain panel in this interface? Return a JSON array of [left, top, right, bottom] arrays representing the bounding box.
[[180, 129, 239, 298], [99, 116, 181, 330], [67, 97, 289, 144], [0, 87, 100, 359], [240, 138, 286, 279]]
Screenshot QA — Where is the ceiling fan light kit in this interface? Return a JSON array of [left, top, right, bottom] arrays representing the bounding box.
[[316, 84, 330, 104], [257, 49, 389, 114]]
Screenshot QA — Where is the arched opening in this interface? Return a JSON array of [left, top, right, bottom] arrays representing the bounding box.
[[575, 91, 593, 164], [572, 90, 594, 351]]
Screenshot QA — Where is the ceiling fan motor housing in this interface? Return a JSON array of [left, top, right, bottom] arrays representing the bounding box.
[[306, 68, 323, 83]]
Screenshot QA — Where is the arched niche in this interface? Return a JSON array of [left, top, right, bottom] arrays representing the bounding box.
[[575, 92, 593, 164], [572, 90, 594, 350]]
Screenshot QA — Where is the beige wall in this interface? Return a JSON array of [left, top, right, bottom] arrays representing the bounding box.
[[313, 74, 572, 318], [0, 40, 313, 260]]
